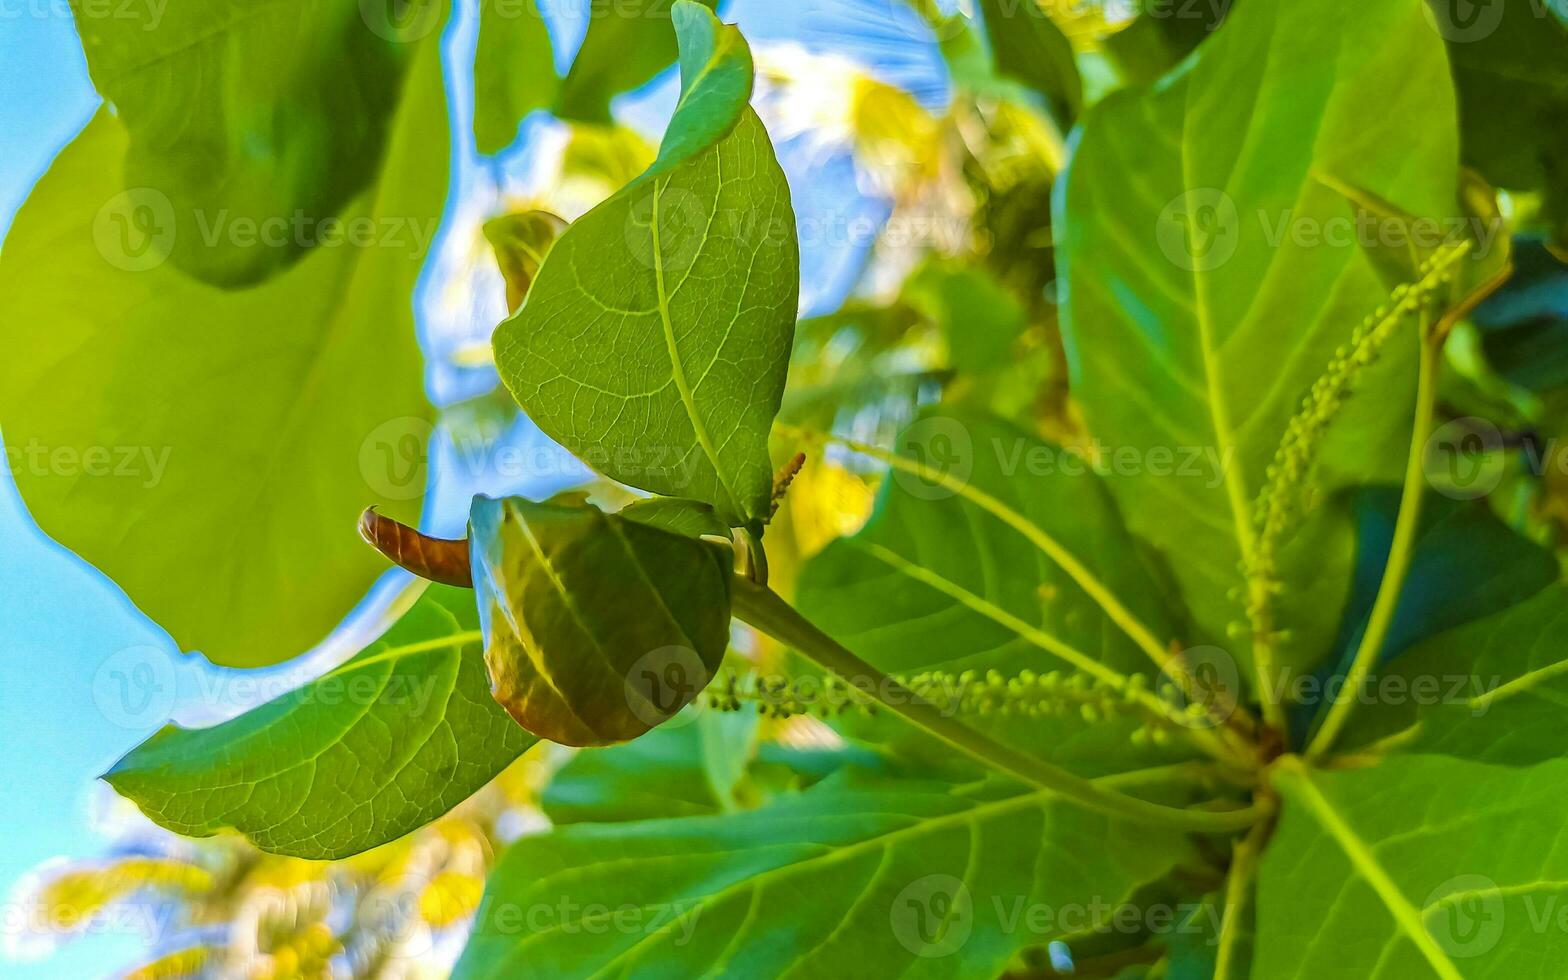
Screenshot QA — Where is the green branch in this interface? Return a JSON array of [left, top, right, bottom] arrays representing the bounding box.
[[729, 576, 1263, 834]]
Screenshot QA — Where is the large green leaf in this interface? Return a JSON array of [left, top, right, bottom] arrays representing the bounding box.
[[541, 708, 758, 823], [493, 2, 798, 528], [469, 495, 734, 747], [799, 412, 1176, 679], [1337, 585, 1568, 767], [0, 33, 447, 667], [554, 0, 717, 124], [473, 0, 558, 154], [104, 585, 535, 861], [1258, 755, 1568, 978], [73, 0, 436, 286], [454, 780, 1195, 979], [1056, 0, 1463, 654], [796, 411, 1200, 773]]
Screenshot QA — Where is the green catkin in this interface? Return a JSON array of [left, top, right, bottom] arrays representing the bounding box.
[[1243, 241, 1472, 657], [703, 667, 1189, 749]]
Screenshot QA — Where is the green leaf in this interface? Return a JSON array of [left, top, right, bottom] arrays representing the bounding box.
[[974, 0, 1082, 123], [1259, 755, 1568, 978], [799, 413, 1175, 679], [1056, 0, 1463, 654], [493, 3, 798, 527], [0, 34, 448, 668], [470, 495, 734, 746], [473, 0, 559, 155], [554, 0, 717, 124], [1329, 489, 1556, 670], [103, 585, 534, 861], [483, 210, 567, 314], [454, 780, 1195, 979], [1441, 0, 1568, 245], [1281, 488, 1555, 745], [618, 496, 732, 539], [1337, 584, 1568, 766], [541, 708, 757, 823], [796, 411, 1199, 772], [73, 0, 439, 286]]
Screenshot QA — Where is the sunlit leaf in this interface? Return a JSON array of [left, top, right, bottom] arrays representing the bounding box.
[[473, 0, 558, 155], [1057, 0, 1466, 659], [493, 2, 798, 527], [0, 32, 448, 667], [74, 0, 440, 285], [105, 585, 535, 860]]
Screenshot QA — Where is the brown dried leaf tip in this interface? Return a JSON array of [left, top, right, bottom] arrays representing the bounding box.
[[358, 507, 474, 589]]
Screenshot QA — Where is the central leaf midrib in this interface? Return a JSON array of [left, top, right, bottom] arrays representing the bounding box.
[[1277, 761, 1463, 980], [651, 179, 743, 519]]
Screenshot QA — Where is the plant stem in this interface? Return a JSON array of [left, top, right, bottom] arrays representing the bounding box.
[[1213, 817, 1268, 978], [1307, 330, 1440, 758], [729, 576, 1264, 834]]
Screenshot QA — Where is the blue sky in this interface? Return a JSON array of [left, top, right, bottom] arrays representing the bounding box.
[[0, 2, 944, 974], [0, 11, 150, 978]]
